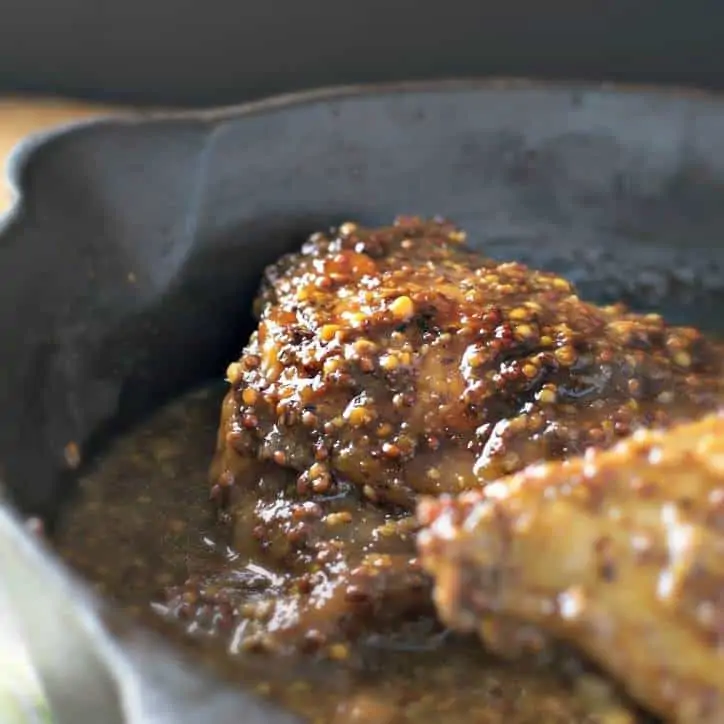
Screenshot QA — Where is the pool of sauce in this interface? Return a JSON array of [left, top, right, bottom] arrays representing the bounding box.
[[54, 384, 649, 724]]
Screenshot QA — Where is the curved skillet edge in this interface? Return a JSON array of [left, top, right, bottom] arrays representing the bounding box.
[[3, 74, 724, 228], [4, 78, 724, 724]]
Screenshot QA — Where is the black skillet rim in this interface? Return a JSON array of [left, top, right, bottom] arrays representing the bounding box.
[[2, 76, 724, 723]]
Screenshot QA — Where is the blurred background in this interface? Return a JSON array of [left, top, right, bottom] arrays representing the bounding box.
[[0, 0, 721, 106]]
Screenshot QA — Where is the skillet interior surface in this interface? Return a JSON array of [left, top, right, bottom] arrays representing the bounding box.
[[3, 80, 724, 721]]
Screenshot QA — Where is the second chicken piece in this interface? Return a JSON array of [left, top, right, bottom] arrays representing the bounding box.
[[418, 411, 724, 724]]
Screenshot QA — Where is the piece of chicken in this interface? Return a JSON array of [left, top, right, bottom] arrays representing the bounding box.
[[212, 217, 724, 513], [417, 411, 724, 724], [209, 216, 724, 656]]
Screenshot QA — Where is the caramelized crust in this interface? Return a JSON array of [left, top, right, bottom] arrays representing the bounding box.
[[212, 216, 724, 509], [417, 412, 724, 724]]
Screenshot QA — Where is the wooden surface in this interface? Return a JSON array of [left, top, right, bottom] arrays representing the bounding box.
[[0, 98, 123, 212]]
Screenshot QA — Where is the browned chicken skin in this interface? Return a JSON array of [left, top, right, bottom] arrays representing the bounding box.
[[209, 216, 724, 673], [418, 412, 724, 724]]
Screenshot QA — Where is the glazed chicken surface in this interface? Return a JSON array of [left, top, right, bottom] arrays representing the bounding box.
[[208, 217, 724, 709], [418, 411, 724, 724], [212, 216, 723, 506]]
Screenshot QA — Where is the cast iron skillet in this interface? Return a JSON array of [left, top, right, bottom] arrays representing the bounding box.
[[3, 79, 724, 723]]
